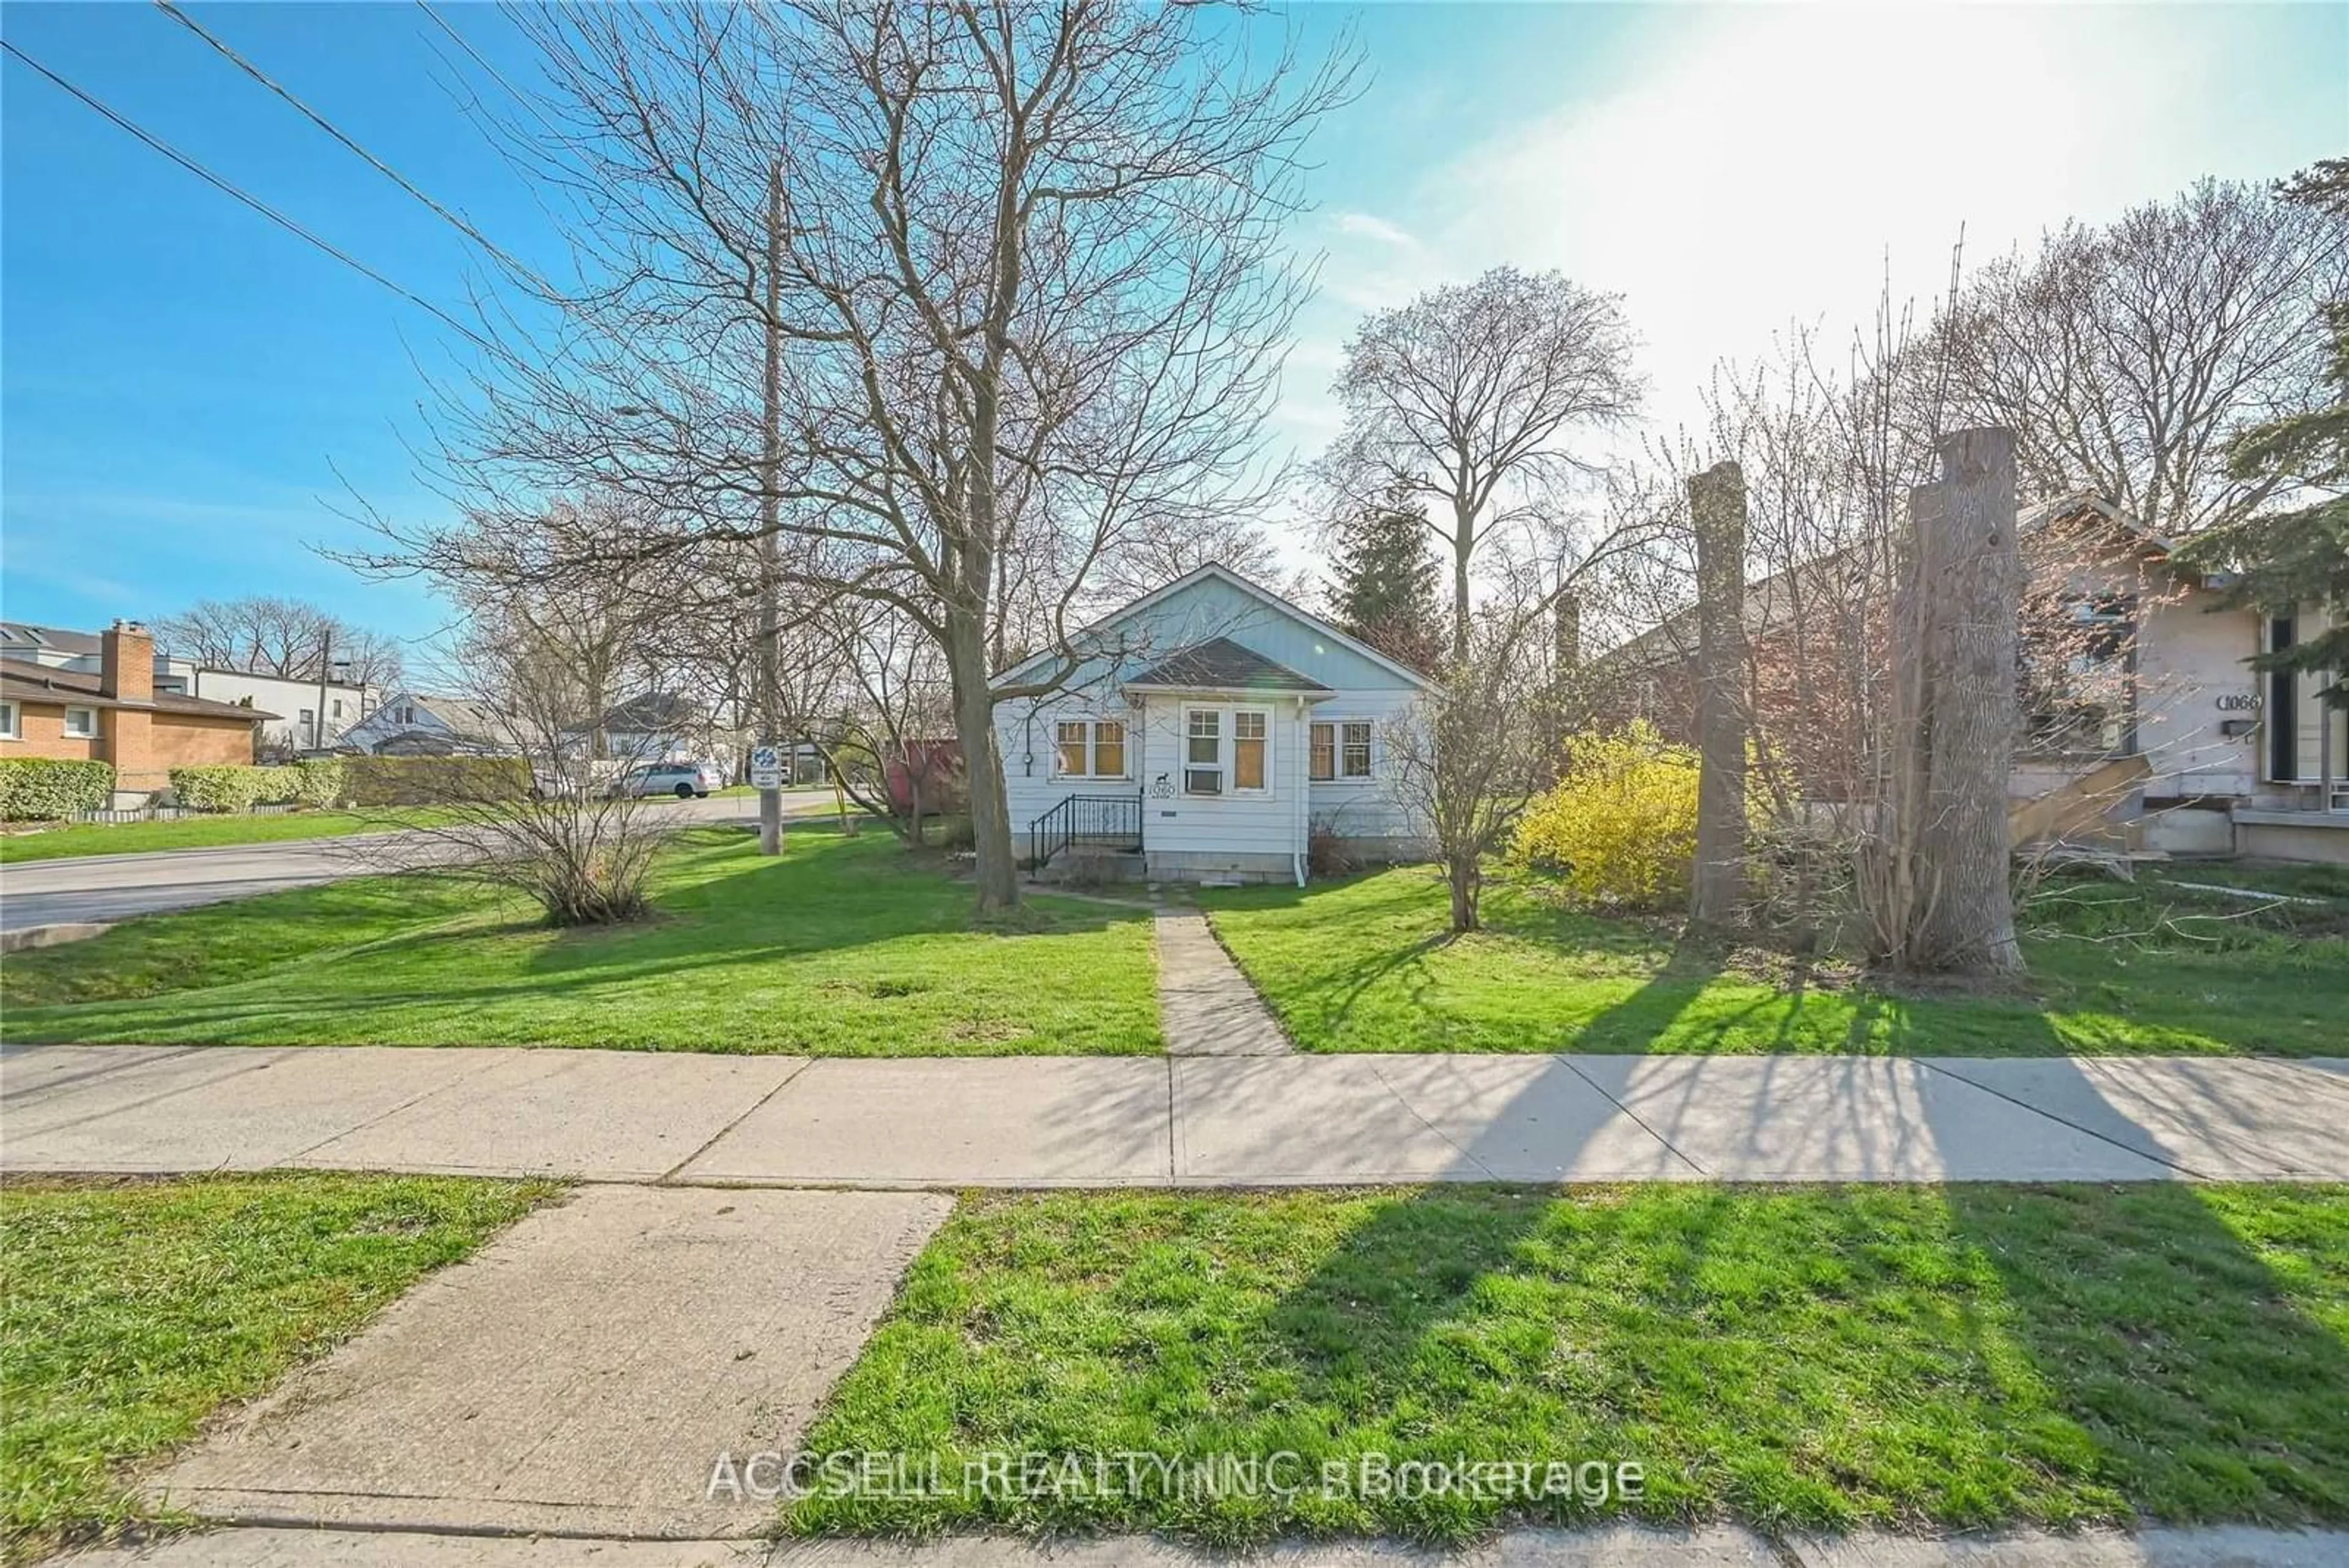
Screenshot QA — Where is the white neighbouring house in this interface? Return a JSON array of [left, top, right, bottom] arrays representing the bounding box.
[[993, 563, 1438, 885]]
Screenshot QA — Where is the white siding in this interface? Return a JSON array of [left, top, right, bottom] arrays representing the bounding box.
[[1140, 694, 1310, 861], [998, 674, 1144, 850], [993, 568, 1434, 874], [2135, 588, 2260, 797], [1304, 685, 1424, 841]]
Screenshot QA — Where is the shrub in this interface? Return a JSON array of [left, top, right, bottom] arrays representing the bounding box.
[[341, 754, 530, 806], [1512, 722, 1701, 912], [291, 756, 345, 808], [166, 765, 301, 812], [0, 758, 115, 820]]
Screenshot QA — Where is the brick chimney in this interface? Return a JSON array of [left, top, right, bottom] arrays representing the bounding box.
[[100, 619, 154, 702]]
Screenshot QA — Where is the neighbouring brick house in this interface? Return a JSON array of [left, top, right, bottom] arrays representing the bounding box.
[[0, 620, 275, 803]]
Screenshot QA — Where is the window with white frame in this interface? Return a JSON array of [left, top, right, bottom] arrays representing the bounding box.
[[62, 706, 98, 738], [1184, 708, 1222, 794], [1053, 716, 1128, 779], [1233, 710, 1267, 791], [1309, 719, 1374, 781], [0, 701, 17, 739]]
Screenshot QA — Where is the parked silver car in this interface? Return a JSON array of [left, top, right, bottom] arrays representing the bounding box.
[[610, 760, 724, 799]]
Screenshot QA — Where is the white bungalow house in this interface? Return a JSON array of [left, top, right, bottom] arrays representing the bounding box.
[[992, 563, 1438, 884]]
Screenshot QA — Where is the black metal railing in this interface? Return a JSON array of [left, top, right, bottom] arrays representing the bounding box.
[[1030, 790, 1144, 868]]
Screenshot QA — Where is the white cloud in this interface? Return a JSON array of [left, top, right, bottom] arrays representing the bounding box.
[[1327, 210, 1419, 250]]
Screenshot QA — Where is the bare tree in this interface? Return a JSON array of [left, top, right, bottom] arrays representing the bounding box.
[[359, 601, 677, 928], [155, 596, 404, 689], [777, 598, 962, 845], [1387, 612, 1546, 934], [1321, 266, 1642, 660], [1920, 176, 2348, 538], [357, 1, 1354, 912]]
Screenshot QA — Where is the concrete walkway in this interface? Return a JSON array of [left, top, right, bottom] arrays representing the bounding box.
[[7, 1045, 2345, 1184], [152, 1186, 949, 1540], [53, 1525, 2349, 1566], [1154, 909, 1291, 1056]]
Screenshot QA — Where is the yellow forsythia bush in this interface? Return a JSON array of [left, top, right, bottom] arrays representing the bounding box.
[[1512, 723, 1700, 910]]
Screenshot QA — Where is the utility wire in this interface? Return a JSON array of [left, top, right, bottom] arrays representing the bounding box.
[[1, 37, 502, 355], [152, 0, 552, 291], [413, 0, 562, 137]]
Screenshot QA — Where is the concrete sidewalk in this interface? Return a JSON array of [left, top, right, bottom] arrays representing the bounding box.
[[52, 1525, 2349, 1567], [6, 1044, 2345, 1184]]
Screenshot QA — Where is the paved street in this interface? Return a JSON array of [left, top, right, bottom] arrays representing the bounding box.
[[7, 1044, 2344, 1184], [0, 795, 829, 931]]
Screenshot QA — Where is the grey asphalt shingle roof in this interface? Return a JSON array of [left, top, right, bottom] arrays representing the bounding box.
[[1126, 637, 1330, 694]]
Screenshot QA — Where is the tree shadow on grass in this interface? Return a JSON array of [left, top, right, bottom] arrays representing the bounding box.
[[1938, 1180, 2349, 1526]]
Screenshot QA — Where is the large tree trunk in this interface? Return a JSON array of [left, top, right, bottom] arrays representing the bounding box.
[[1450, 498, 1475, 664], [944, 606, 1019, 912], [1447, 855, 1480, 933], [1917, 428, 2025, 976], [1688, 461, 1750, 929]]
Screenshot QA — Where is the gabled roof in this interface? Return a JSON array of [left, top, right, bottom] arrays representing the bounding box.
[[599, 691, 699, 732], [1127, 637, 1332, 694], [993, 562, 1441, 692], [0, 622, 98, 656]]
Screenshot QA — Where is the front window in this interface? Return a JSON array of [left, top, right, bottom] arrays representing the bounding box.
[[2019, 593, 2134, 756], [1233, 710, 1267, 791], [1054, 717, 1127, 779], [0, 701, 16, 739], [1310, 719, 1375, 781], [62, 706, 98, 738], [1184, 708, 1222, 795]]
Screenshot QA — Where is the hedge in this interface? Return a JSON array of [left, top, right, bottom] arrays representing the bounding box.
[[341, 754, 531, 806], [168, 765, 303, 813], [291, 756, 344, 808], [0, 758, 116, 820]]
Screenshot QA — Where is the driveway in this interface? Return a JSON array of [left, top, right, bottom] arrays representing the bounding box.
[[0, 795, 831, 932]]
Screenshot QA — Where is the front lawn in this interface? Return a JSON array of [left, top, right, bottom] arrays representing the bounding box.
[[0, 828, 1160, 1055], [1, 1173, 554, 1563], [1199, 865, 2349, 1057], [790, 1184, 2349, 1545], [0, 809, 445, 863]]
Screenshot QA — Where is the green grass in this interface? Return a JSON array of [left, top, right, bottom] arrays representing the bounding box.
[[1, 1173, 555, 1563], [1198, 864, 2349, 1057], [0, 828, 1160, 1055], [790, 1184, 2349, 1545], [0, 808, 453, 863]]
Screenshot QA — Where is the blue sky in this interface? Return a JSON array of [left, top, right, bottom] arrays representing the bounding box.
[[4, 2, 2344, 654]]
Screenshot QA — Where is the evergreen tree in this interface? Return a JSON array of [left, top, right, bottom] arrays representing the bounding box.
[[2180, 158, 2349, 705], [1327, 489, 1445, 672]]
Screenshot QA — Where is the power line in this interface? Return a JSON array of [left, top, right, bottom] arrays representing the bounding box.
[[0, 37, 500, 355], [413, 0, 561, 138], [152, 0, 551, 291]]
